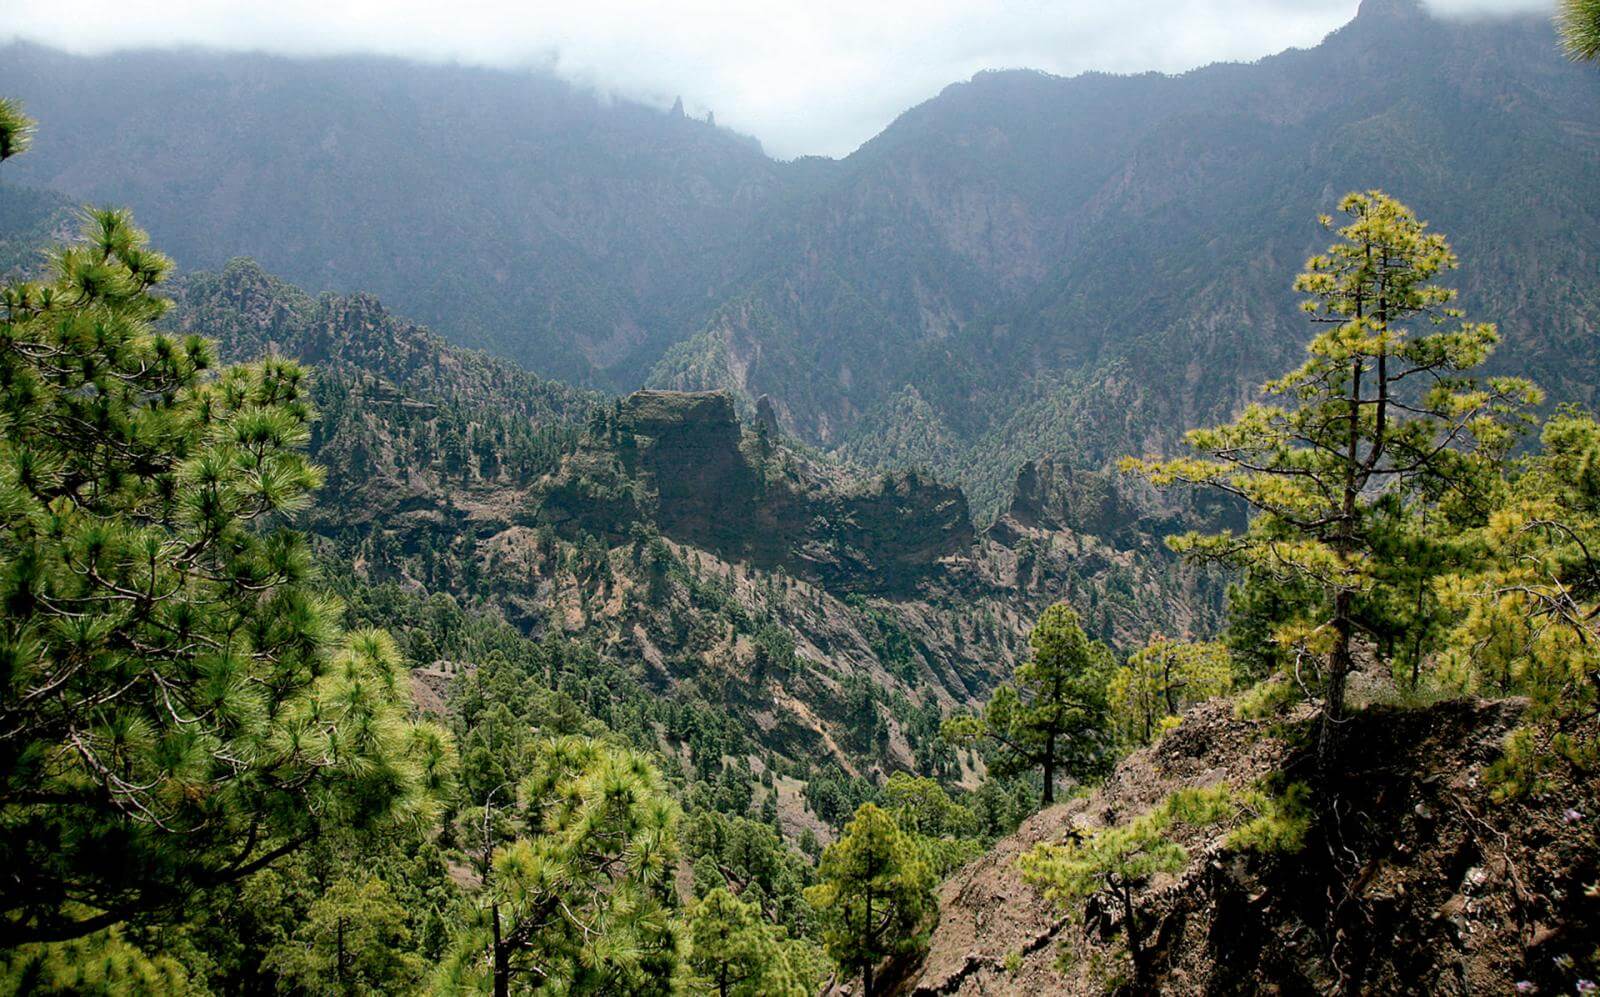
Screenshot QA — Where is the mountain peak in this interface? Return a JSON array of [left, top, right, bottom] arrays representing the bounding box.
[[1356, 0, 1427, 20]]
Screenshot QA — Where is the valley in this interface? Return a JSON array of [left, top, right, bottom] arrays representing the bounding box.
[[1, 0, 1597, 993]]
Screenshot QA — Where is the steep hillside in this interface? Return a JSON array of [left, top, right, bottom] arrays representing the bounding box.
[[0, 179, 73, 280], [0, 44, 786, 387], [658, 0, 1600, 510], [161, 261, 1225, 798], [902, 696, 1600, 995], [5, 0, 1597, 519]]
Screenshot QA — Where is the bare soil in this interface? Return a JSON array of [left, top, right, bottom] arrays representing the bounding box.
[[897, 698, 1600, 996]]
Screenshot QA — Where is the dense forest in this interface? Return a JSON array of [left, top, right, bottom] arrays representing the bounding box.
[[2, 1, 1599, 994]]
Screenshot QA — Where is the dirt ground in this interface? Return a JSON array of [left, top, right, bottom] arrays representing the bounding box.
[[895, 697, 1599, 996]]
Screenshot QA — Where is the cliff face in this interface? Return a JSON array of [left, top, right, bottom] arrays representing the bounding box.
[[534, 390, 973, 595], [990, 458, 1138, 545]]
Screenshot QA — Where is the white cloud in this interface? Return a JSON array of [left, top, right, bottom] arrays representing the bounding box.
[[0, 0, 1558, 157]]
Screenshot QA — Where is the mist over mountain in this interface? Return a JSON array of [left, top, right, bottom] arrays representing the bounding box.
[[0, 42, 783, 388], [4, 0, 1597, 515]]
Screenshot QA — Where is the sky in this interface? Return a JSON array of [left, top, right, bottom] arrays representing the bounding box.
[[0, 0, 1557, 158]]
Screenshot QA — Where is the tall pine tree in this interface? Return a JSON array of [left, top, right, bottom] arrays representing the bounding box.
[[1123, 192, 1537, 731], [439, 736, 684, 995], [0, 138, 453, 942], [804, 803, 934, 997], [943, 604, 1113, 805]]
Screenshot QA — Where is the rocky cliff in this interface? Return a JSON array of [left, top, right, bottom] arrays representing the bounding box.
[[534, 390, 972, 594]]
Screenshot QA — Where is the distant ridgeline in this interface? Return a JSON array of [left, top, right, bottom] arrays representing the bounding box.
[[3, 0, 1598, 515]]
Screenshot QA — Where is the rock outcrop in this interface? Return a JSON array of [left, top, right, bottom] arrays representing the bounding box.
[[900, 697, 1600, 995], [533, 390, 973, 594]]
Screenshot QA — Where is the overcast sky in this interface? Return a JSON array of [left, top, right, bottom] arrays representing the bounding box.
[[0, 0, 1556, 158]]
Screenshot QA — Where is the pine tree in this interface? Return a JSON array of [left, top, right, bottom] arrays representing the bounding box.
[[804, 803, 935, 997], [685, 887, 813, 997], [1560, 0, 1600, 61], [1019, 787, 1239, 990], [0, 204, 454, 944], [878, 772, 983, 876], [1107, 638, 1233, 746], [263, 874, 425, 996], [942, 604, 1113, 805], [1, 923, 192, 994], [439, 736, 684, 995], [1123, 192, 1537, 731], [0, 97, 32, 162], [1437, 406, 1600, 794]]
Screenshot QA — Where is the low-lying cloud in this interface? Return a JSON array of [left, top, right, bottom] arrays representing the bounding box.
[[0, 0, 1557, 157]]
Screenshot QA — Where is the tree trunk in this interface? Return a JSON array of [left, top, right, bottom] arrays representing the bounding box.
[[492, 903, 509, 997], [1328, 589, 1353, 724], [863, 887, 875, 997], [1326, 334, 1364, 742], [336, 916, 348, 989], [1119, 881, 1150, 993], [1042, 730, 1056, 806], [1162, 648, 1179, 716]]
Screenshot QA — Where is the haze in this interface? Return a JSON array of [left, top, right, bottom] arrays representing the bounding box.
[[0, 0, 1557, 157]]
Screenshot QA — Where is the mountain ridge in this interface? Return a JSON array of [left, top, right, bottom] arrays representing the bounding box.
[[3, 2, 1597, 518]]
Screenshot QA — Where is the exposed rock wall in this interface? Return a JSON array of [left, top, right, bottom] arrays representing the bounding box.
[[535, 390, 973, 594]]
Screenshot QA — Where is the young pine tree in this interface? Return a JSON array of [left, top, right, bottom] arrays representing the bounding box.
[[804, 803, 935, 997], [0, 205, 454, 944], [943, 604, 1113, 805], [1019, 785, 1306, 991], [686, 887, 814, 997], [1122, 192, 1537, 731], [1107, 638, 1233, 746], [262, 874, 426, 996], [439, 736, 684, 996], [1437, 406, 1600, 794]]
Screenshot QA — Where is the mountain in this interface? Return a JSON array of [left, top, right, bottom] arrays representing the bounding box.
[[0, 43, 785, 388], [0, 178, 72, 279], [5, 0, 1598, 517], [659, 0, 1600, 509], [158, 259, 1224, 812]]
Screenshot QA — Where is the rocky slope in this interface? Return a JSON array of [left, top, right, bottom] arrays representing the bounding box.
[[900, 696, 1600, 995], [161, 260, 1224, 789]]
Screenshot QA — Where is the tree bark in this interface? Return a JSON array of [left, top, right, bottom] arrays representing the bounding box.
[[1118, 880, 1150, 993], [863, 887, 875, 997], [1042, 730, 1056, 806], [336, 915, 347, 988], [492, 903, 509, 997]]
